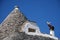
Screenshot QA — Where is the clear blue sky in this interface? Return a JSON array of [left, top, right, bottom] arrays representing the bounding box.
[[0, 0, 60, 38]]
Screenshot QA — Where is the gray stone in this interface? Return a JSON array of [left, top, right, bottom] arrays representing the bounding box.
[[0, 7, 57, 40], [3, 32, 55, 40], [0, 7, 27, 40]]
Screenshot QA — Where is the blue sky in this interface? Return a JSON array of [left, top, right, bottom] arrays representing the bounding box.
[[0, 0, 60, 38]]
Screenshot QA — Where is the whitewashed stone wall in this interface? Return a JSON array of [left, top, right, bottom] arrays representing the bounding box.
[[21, 21, 41, 35]]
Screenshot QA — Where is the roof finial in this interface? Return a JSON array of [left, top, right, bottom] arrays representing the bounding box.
[[47, 21, 51, 24], [15, 5, 18, 8], [14, 5, 19, 10]]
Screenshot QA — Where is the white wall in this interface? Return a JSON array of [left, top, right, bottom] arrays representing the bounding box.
[[50, 30, 54, 36], [21, 21, 58, 40], [22, 21, 41, 35]]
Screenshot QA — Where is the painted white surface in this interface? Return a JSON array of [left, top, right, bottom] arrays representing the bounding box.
[[22, 21, 41, 34], [26, 32, 58, 40], [22, 21, 58, 40], [15, 7, 18, 10], [50, 30, 54, 36]]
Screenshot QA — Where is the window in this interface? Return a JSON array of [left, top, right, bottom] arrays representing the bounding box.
[[28, 28, 36, 32]]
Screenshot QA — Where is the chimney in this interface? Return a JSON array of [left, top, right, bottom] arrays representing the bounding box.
[[47, 22, 54, 36]]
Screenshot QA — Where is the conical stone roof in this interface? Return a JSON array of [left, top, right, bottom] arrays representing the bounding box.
[[1, 6, 27, 27], [0, 6, 58, 40], [0, 6, 27, 39]]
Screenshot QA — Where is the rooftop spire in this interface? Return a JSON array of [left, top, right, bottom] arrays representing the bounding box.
[[47, 21, 51, 25], [47, 21, 54, 30], [14, 5, 19, 10]]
